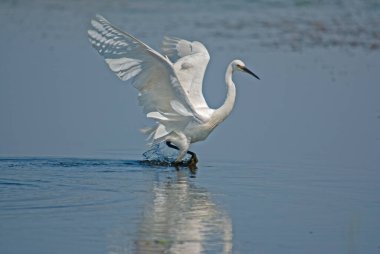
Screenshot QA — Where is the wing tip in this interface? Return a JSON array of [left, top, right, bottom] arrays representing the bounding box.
[[94, 14, 106, 22]]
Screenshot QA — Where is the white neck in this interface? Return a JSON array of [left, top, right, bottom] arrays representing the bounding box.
[[211, 62, 236, 126]]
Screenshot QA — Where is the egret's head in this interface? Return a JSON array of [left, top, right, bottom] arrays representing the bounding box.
[[232, 59, 260, 80]]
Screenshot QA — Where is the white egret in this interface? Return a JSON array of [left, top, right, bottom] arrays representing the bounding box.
[[88, 15, 260, 166]]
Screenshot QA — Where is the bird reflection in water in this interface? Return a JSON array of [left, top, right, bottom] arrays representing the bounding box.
[[136, 170, 232, 254], [108, 169, 232, 254]]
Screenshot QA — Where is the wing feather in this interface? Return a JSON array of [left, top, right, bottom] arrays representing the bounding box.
[[161, 36, 194, 60], [161, 36, 214, 119], [88, 15, 206, 126]]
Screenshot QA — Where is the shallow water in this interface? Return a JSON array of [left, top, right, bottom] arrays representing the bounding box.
[[1, 0, 380, 253], [1, 157, 379, 254]]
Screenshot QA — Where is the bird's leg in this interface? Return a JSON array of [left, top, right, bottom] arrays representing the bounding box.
[[186, 150, 198, 165], [166, 141, 198, 168], [166, 141, 179, 151], [166, 141, 186, 169]]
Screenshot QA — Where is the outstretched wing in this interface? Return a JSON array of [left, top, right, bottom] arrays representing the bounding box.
[[162, 37, 214, 118], [88, 15, 206, 129]]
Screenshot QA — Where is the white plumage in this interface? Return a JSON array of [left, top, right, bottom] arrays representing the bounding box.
[[88, 15, 259, 164]]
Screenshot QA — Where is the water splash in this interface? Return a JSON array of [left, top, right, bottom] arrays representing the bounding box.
[[142, 143, 191, 165]]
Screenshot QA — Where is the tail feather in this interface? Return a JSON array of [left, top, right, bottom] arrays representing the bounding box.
[[140, 124, 170, 145]]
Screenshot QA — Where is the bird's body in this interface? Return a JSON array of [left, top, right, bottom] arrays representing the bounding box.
[[88, 15, 259, 164]]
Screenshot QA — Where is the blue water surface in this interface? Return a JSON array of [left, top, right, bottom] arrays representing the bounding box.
[[1, 157, 379, 254]]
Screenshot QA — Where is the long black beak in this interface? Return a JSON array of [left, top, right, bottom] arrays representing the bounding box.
[[242, 66, 260, 80]]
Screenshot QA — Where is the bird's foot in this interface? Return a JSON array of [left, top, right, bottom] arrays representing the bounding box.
[[189, 153, 198, 166], [187, 161, 198, 174], [186, 153, 198, 173], [172, 154, 198, 172]]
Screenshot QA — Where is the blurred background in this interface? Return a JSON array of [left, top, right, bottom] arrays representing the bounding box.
[[1, 1, 380, 254], [1, 0, 379, 168]]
